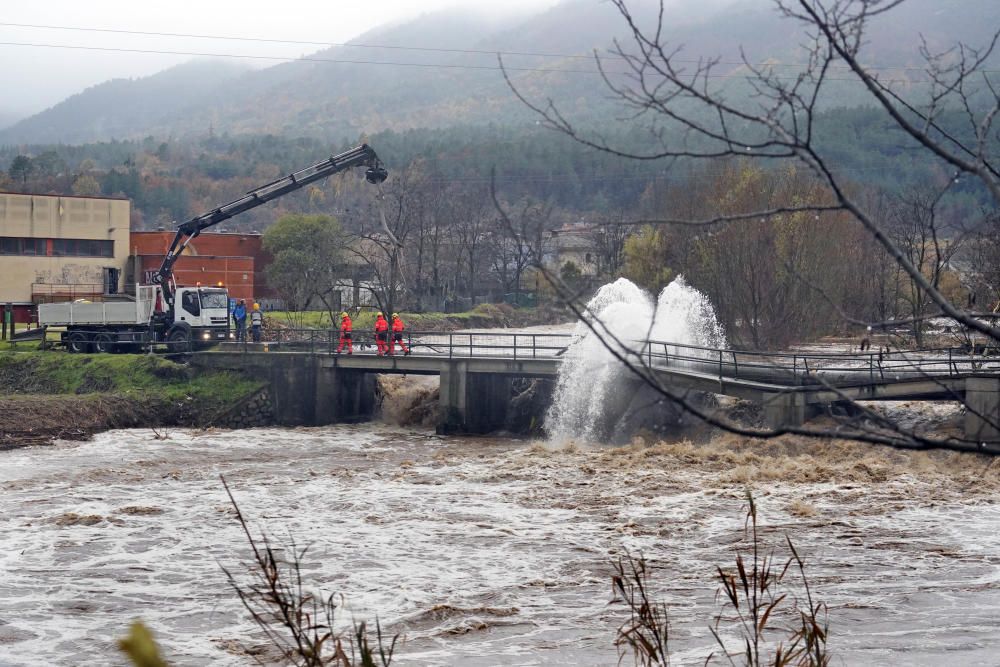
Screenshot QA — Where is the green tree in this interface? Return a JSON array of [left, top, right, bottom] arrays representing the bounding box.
[[33, 151, 65, 179], [560, 260, 583, 290], [263, 214, 349, 325], [71, 174, 101, 196], [622, 226, 674, 294], [8, 155, 32, 186]]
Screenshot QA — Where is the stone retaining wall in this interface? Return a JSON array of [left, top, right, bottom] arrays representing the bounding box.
[[219, 389, 275, 428]]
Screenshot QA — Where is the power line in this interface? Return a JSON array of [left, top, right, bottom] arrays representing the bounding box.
[[0, 40, 612, 74], [0, 40, 942, 83], [0, 21, 988, 74], [0, 21, 612, 61]]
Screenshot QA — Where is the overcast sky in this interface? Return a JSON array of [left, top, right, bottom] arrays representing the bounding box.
[[0, 0, 561, 118]]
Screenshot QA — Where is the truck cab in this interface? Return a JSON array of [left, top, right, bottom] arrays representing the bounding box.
[[168, 286, 231, 345]]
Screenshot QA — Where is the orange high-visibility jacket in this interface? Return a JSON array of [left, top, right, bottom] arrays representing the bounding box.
[[374, 317, 388, 332], [392, 317, 405, 333], [340, 316, 352, 333]]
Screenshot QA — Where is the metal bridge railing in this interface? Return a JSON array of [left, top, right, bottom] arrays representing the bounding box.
[[637, 338, 1000, 386], [250, 329, 998, 385], [240, 329, 574, 359]]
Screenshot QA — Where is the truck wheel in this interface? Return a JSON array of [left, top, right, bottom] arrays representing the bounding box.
[[67, 332, 91, 354], [94, 333, 117, 354], [167, 328, 191, 352]]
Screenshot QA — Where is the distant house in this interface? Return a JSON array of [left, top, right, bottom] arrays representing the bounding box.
[[543, 223, 599, 277]]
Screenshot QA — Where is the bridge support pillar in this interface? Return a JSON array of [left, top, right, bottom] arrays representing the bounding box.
[[965, 378, 1000, 444], [437, 363, 511, 434], [438, 361, 467, 434], [267, 354, 319, 426], [314, 367, 376, 425], [763, 393, 810, 431]]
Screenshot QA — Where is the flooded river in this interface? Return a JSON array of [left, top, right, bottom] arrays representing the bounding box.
[[1, 425, 1000, 665]]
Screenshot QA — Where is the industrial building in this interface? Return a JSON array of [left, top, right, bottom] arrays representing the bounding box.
[[0, 192, 131, 323], [127, 230, 272, 303]]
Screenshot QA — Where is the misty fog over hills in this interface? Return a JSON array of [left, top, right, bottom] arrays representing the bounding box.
[[0, 111, 22, 132], [1, 0, 998, 145]]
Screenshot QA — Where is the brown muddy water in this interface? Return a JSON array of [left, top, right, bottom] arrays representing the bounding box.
[[1, 424, 999, 666]]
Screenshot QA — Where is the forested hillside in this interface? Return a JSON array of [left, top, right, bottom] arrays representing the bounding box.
[[1, 104, 993, 232], [1, 61, 251, 145]]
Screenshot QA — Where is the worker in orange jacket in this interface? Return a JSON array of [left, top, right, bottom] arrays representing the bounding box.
[[336, 311, 353, 354], [374, 312, 389, 356], [391, 312, 410, 356]]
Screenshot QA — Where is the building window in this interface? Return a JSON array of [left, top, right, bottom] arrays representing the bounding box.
[[52, 239, 114, 257], [0, 237, 112, 257], [0, 237, 46, 255]]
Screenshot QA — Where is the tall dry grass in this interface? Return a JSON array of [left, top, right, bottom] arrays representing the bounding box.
[[614, 492, 829, 667]]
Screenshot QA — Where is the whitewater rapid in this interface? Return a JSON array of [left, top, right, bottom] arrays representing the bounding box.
[[2, 426, 999, 666]]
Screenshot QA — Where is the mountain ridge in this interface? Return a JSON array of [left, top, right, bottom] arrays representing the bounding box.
[[2, 0, 997, 146]]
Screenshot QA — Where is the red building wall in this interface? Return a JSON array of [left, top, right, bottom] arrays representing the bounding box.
[[129, 231, 270, 302]]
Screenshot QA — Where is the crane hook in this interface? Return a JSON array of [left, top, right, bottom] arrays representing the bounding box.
[[365, 165, 388, 184]]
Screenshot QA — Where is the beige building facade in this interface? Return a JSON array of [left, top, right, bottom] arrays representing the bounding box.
[[0, 192, 130, 321]]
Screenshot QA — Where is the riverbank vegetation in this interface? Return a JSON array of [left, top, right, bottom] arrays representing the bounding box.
[[0, 352, 262, 448]]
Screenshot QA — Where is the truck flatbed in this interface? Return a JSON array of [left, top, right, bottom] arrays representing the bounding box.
[[38, 288, 156, 328]]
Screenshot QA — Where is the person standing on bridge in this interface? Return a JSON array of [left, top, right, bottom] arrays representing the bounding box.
[[232, 299, 247, 342], [250, 303, 264, 343], [337, 311, 353, 354], [391, 312, 410, 356], [374, 312, 389, 356]]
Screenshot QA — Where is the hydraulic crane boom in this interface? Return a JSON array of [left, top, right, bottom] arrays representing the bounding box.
[[152, 143, 387, 307]]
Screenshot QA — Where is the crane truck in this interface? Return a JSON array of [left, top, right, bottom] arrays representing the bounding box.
[[38, 144, 388, 353]]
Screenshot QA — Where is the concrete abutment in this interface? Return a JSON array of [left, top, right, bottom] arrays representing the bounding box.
[[762, 393, 820, 431], [314, 367, 378, 425], [193, 353, 378, 427], [437, 362, 514, 434], [965, 377, 1000, 444]]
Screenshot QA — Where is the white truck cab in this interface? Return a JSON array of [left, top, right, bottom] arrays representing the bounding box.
[[173, 286, 231, 344]]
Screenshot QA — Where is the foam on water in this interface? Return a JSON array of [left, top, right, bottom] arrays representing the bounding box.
[[546, 276, 726, 444], [2, 427, 1000, 666]]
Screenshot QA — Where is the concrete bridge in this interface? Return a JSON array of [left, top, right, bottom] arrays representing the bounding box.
[[190, 331, 1000, 445]]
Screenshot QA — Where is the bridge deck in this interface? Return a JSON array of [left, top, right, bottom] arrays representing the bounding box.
[[203, 341, 994, 403]]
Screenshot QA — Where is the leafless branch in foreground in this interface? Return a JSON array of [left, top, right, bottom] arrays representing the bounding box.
[[502, 0, 1000, 343], [499, 0, 1000, 453]]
